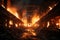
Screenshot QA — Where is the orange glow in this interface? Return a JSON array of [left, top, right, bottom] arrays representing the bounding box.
[[9, 25, 11, 28], [56, 19, 60, 29], [6, 0, 40, 28], [56, 23, 59, 26], [57, 19, 60, 29], [15, 24, 18, 27], [26, 29, 36, 36], [22, 9, 27, 17], [21, 10, 40, 28], [21, 32, 31, 38], [47, 21, 50, 28], [59, 19, 60, 27], [49, 6, 52, 10], [1, 5, 5, 8], [9, 20, 13, 28], [22, 18, 27, 27], [9, 20, 13, 25], [26, 29, 34, 32], [7, 7, 40, 28], [31, 31, 36, 36], [56, 23, 60, 29], [33, 23, 39, 28], [31, 13, 40, 26], [7, 7, 19, 19], [27, 23, 32, 27], [21, 32, 36, 38], [7, 0, 20, 19], [22, 13, 40, 28], [20, 9, 27, 27]]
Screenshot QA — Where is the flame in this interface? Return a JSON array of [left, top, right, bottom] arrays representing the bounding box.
[[21, 10, 28, 27], [21, 10, 40, 28], [26, 29, 36, 36], [6, 0, 40, 28], [31, 13, 40, 26], [31, 31, 36, 36], [22, 11, 40, 28], [56, 23, 59, 26], [7, 7, 40, 28], [59, 19, 60, 27], [7, 7, 19, 19], [22, 18, 27, 27], [7, 0, 20, 19]]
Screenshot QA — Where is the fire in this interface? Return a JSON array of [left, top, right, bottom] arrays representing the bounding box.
[[22, 17, 27, 27], [27, 23, 32, 27], [7, 7, 19, 19], [21, 10, 40, 28], [9, 20, 13, 28], [6, 0, 40, 28], [21, 12, 40, 28], [56, 23, 59, 26], [7, 7, 40, 28], [31, 13, 40, 26], [6, 0, 20, 19]]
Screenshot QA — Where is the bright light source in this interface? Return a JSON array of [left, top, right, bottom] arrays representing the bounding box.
[[7, 2, 40, 28], [47, 21, 50, 28], [15, 24, 18, 27], [49, 6, 52, 10], [27, 23, 32, 27], [7, 7, 19, 19], [56, 23, 59, 26], [1, 5, 5, 8], [9, 20, 13, 25], [31, 32, 36, 36], [33, 23, 39, 27]]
